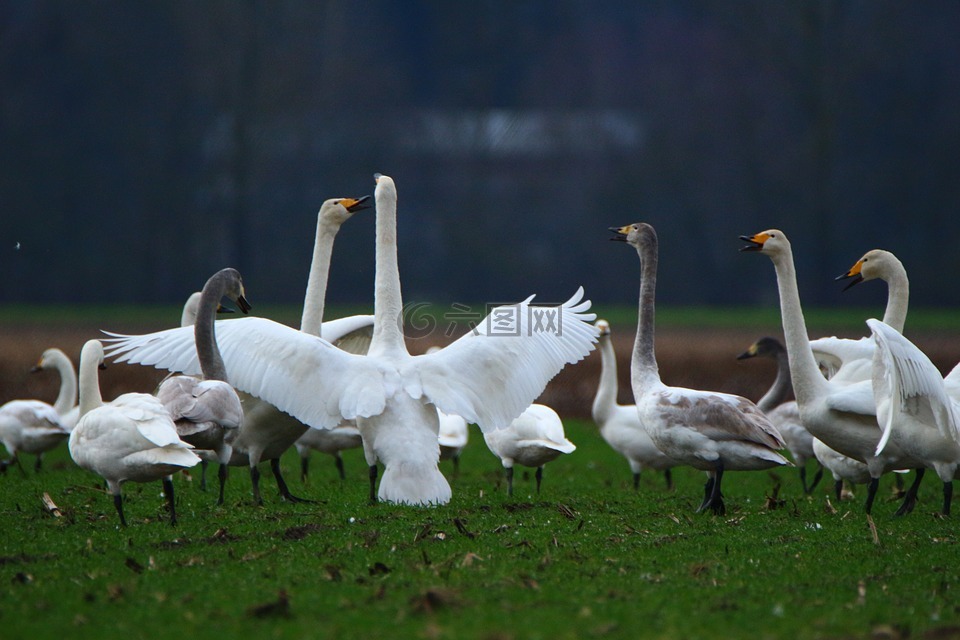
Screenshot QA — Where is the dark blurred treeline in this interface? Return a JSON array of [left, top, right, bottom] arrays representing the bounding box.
[[2, 0, 959, 313]]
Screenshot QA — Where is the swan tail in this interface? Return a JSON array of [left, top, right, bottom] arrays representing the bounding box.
[[377, 462, 452, 506]]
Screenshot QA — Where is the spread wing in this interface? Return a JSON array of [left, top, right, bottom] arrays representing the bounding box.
[[405, 287, 598, 431]]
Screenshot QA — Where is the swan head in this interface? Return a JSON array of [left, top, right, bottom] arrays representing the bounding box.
[[736, 336, 784, 361], [594, 319, 611, 337], [319, 196, 371, 227], [80, 340, 106, 371], [210, 268, 252, 314], [31, 348, 67, 373], [739, 229, 788, 255], [609, 223, 656, 250], [374, 173, 397, 201], [835, 249, 902, 291]]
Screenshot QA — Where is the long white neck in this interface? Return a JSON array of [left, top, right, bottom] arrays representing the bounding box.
[[757, 349, 792, 413], [370, 182, 406, 356], [769, 248, 829, 407], [593, 334, 620, 425], [77, 342, 104, 419], [194, 272, 229, 382], [631, 238, 661, 392], [881, 267, 909, 332], [300, 218, 340, 337], [49, 351, 78, 416]]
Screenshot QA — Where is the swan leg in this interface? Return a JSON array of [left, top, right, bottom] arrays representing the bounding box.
[[506, 466, 514, 497], [217, 463, 229, 506], [452, 455, 460, 479], [113, 492, 127, 527], [664, 468, 673, 491], [893, 472, 906, 497], [270, 458, 312, 503], [942, 481, 953, 516], [707, 465, 726, 516], [632, 472, 640, 491], [335, 455, 346, 481], [34, 454, 43, 473], [300, 455, 310, 483], [807, 465, 824, 495], [368, 465, 378, 504], [894, 468, 925, 517], [864, 477, 880, 514], [163, 476, 177, 526], [535, 466, 544, 494], [835, 480, 843, 502], [250, 465, 264, 506], [199, 460, 209, 492], [696, 475, 715, 513], [798, 466, 809, 494]]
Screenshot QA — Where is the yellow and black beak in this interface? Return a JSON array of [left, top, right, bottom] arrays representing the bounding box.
[[609, 226, 631, 242], [835, 259, 864, 292], [342, 195, 371, 213], [736, 343, 759, 361], [236, 288, 252, 314], [739, 233, 769, 252]]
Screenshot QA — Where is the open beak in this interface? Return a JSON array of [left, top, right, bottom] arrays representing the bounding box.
[[236, 294, 252, 314], [609, 226, 629, 242], [739, 234, 766, 252], [835, 260, 865, 292], [343, 195, 371, 213]]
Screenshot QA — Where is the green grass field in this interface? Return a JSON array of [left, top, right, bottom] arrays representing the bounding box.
[[2, 419, 958, 640]]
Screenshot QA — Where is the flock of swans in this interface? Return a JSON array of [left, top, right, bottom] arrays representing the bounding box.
[[2, 175, 958, 525]]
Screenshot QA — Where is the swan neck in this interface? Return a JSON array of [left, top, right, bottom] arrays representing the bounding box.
[[593, 336, 619, 424], [195, 272, 229, 382], [770, 249, 828, 405], [77, 349, 103, 419], [757, 350, 792, 412], [371, 191, 406, 352], [881, 269, 909, 332], [631, 239, 660, 390], [51, 353, 78, 416], [300, 218, 339, 337]]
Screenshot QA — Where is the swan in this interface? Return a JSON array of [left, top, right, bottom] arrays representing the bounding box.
[[736, 336, 822, 494], [33, 348, 80, 430], [868, 318, 960, 514], [0, 351, 76, 473], [105, 174, 598, 506], [69, 340, 201, 526], [482, 403, 575, 496], [426, 346, 469, 474], [612, 223, 789, 515], [740, 230, 926, 514], [809, 249, 909, 384], [156, 268, 248, 505], [592, 319, 676, 490]]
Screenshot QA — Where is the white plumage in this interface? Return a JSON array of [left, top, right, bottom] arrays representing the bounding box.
[[483, 403, 575, 496], [69, 340, 200, 526]]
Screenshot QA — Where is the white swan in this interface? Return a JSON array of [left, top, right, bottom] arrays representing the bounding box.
[[157, 268, 248, 505], [105, 174, 598, 506], [740, 230, 925, 514], [69, 340, 201, 526], [0, 351, 75, 473], [482, 404, 575, 496], [736, 336, 822, 494], [868, 318, 960, 514], [613, 223, 789, 515], [809, 249, 909, 384], [592, 319, 676, 490], [426, 346, 469, 474]]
